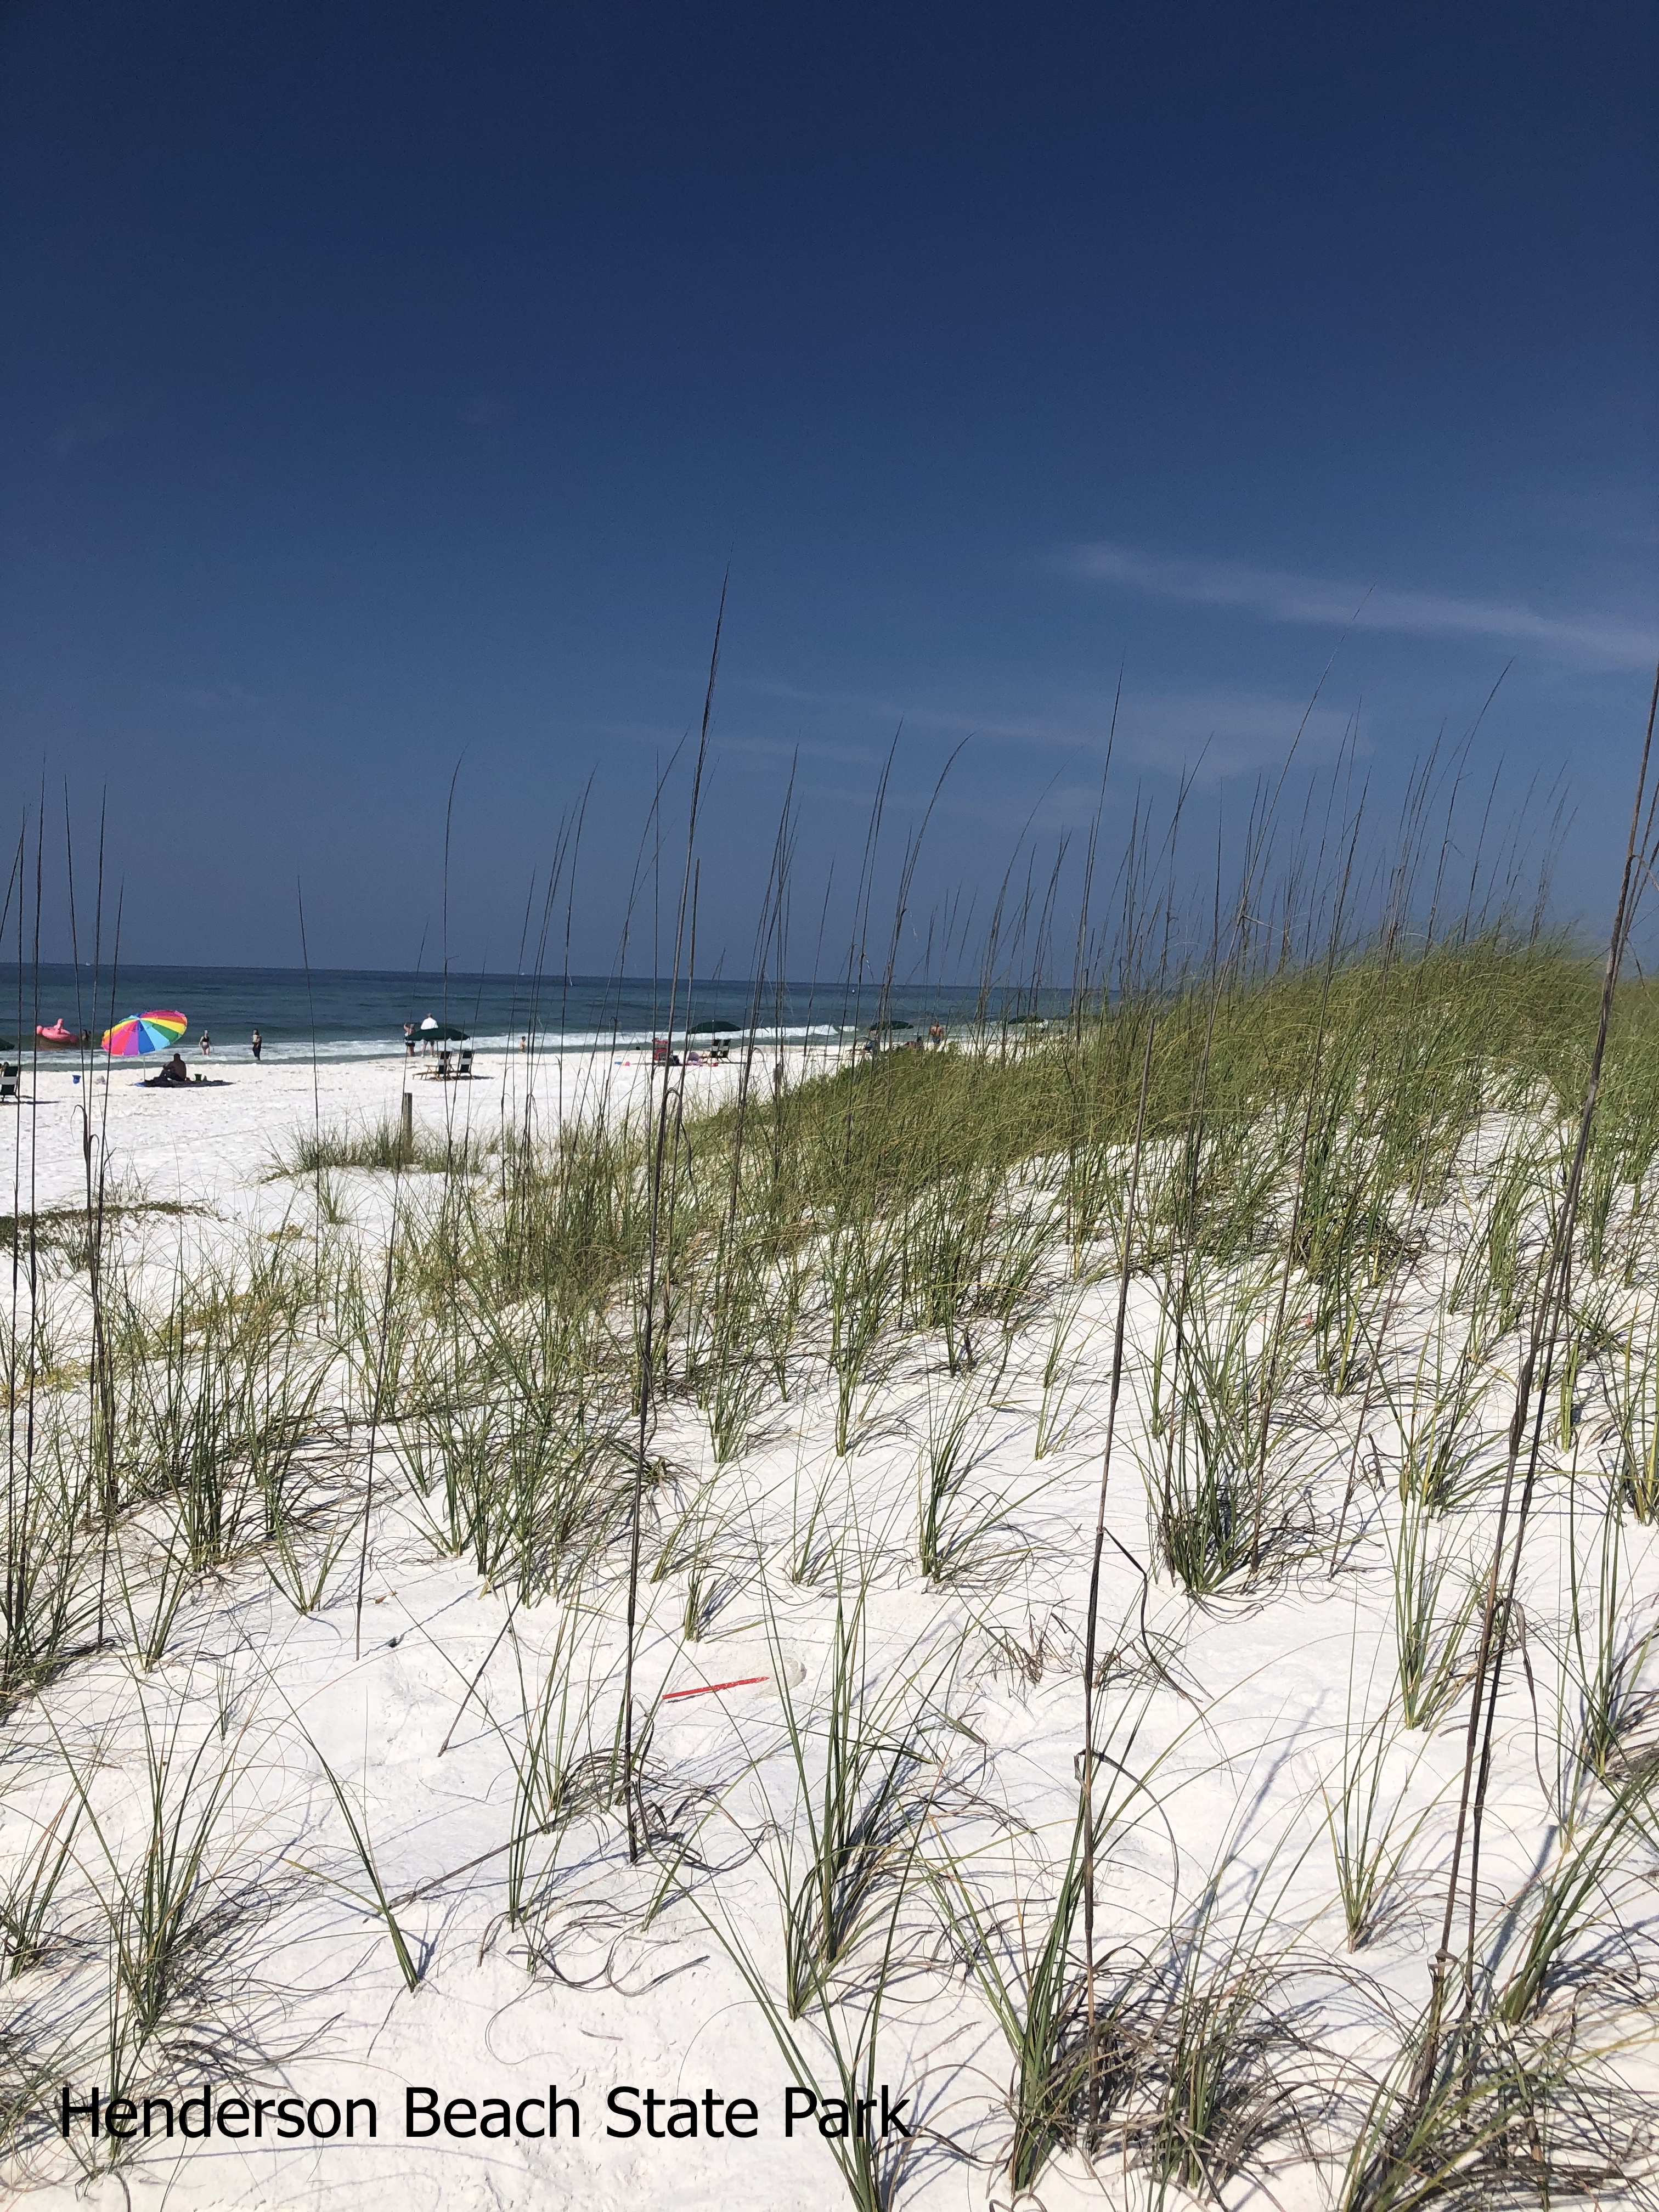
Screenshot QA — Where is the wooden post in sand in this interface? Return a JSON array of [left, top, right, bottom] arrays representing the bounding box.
[[400, 1091, 413, 1164]]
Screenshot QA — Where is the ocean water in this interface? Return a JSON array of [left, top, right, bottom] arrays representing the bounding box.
[[2, 964, 1066, 1064]]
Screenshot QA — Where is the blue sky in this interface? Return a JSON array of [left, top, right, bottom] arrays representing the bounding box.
[[1, 1, 1654, 975]]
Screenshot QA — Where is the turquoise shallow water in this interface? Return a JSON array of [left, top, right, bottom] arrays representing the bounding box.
[[3, 964, 1067, 1064]]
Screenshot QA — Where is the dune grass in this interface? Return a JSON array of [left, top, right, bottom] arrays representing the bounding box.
[[9, 725, 1659, 2211]]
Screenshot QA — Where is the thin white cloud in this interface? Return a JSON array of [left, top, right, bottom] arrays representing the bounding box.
[[1111, 688, 1354, 781], [735, 675, 1102, 749], [735, 672, 1352, 781], [717, 732, 885, 769], [1069, 540, 1657, 670], [168, 680, 267, 712], [876, 687, 1356, 780]]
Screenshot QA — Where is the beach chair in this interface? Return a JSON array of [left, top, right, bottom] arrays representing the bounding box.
[[0, 1064, 17, 1103], [456, 1048, 473, 1077]]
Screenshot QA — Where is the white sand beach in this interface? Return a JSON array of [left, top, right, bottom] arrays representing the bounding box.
[[10, 1043, 809, 1221], [2, 1026, 1656, 2212]]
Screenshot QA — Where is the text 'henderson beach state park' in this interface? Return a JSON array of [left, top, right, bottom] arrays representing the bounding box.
[[54, 2078, 916, 2144]]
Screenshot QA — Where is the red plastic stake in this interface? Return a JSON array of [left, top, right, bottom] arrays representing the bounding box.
[[660, 1674, 770, 1702]]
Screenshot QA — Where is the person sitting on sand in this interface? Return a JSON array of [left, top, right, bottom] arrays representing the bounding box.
[[159, 1053, 190, 1085]]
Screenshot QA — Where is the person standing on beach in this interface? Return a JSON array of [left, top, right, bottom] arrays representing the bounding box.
[[199, 1030, 212, 1057], [251, 1028, 263, 1062]]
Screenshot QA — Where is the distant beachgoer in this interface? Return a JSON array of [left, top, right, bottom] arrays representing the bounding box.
[[161, 1053, 189, 1085], [520, 1034, 530, 1052], [929, 1020, 946, 1048], [199, 1030, 212, 1056], [251, 1028, 263, 1062], [403, 1024, 416, 1057]]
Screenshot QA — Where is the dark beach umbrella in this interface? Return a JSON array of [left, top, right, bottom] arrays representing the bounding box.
[[687, 1020, 740, 1035], [414, 1019, 469, 1042], [867, 1018, 913, 1034]]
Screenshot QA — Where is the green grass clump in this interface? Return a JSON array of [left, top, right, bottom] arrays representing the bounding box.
[[275, 1115, 487, 1176]]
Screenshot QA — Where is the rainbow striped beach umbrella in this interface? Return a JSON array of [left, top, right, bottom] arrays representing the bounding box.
[[103, 1009, 188, 1057]]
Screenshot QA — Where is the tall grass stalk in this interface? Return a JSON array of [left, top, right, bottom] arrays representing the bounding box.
[[301, 1734, 422, 1993], [496, 1617, 620, 1945], [915, 1369, 1001, 1584], [1032, 1279, 1093, 1460], [1601, 1286, 1659, 1520], [1550, 1469, 1651, 1833], [779, 1592, 950, 2017], [1147, 1260, 1306, 1594], [1323, 1697, 1436, 1950], [50, 1692, 241, 2095], [1380, 1314, 1489, 1513], [624, 596, 721, 1860], [1410, 660, 1659, 2119], [0, 1792, 80, 1978], [669, 1588, 943, 2210], [1495, 1773, 1652, 2026], [1388, 1491, 1481, 1731]]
